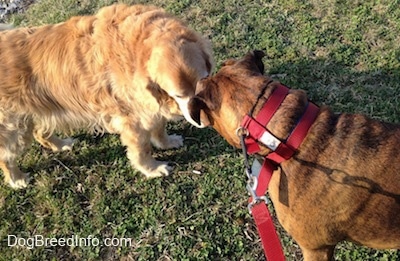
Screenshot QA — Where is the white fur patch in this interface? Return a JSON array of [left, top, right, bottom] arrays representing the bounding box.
[[175, 97, 206, 128]]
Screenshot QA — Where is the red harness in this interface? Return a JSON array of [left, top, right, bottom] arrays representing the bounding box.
[[238, 83, 319, 260]]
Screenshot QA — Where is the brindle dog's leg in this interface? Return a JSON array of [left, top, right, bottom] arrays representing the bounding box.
[[301, 246, 335, 261]]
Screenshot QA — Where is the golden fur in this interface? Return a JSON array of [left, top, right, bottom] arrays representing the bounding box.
[[189, 51, 400, 260], [0, 4, 213, 188]]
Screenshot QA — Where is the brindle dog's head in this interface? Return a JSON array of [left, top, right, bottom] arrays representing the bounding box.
[[188, 50, 273, 147]]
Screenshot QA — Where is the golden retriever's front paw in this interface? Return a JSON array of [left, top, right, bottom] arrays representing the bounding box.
[[152, 134, 184, 149], [143, 162, 172, 178], [54, 138, 75, 152], [165, 134, 184, 149], [151, 134, 183, 150], [8, 173, 30, 189]]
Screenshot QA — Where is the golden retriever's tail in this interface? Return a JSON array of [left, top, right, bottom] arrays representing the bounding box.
[[0, 23, 14, 31]]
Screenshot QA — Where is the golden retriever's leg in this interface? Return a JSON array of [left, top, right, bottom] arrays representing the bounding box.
[[150, 118, 183, 149], [33, 129, 75, 152], [120, 129, 172, 178], [0, 161, 30, 189], [0, 116, 32, 189]]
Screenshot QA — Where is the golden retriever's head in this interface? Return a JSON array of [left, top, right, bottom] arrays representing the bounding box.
[[147, 34, 213, 127], [187, 50, 270, 147]]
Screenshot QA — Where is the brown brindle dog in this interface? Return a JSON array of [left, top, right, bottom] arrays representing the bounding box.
[[188, 51, 400, 260]]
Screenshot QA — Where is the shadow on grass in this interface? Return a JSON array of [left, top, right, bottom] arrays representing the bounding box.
[[2, 54, 399, 261], [266, 56, 400, 123], [50, 124, 236, 171]]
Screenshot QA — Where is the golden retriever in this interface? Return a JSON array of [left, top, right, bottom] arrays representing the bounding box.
[[0, 4, 213, 189]]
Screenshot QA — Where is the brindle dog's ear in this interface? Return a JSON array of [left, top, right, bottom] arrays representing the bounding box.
[[252, 50, 265, 74], [188, 96, 211, 127], [188, 80, 220, 127], [222, 59, 236, 67]]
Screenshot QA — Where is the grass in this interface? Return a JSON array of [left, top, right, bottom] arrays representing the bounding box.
[[1, 0, 400, 260]]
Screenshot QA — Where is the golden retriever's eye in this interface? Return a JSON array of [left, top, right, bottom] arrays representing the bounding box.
[[175, 95, 185, 99]]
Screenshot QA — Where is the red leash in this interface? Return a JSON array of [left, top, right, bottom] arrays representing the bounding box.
[[239, 84, 319, 260]]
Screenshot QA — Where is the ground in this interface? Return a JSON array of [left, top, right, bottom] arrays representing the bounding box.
[[0, 0, 399, 260]]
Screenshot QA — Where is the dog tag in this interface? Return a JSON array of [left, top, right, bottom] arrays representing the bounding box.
[[251, 159, 263, 178]]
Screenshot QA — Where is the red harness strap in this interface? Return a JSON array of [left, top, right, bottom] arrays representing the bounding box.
[[241, 85, 289, 154], [240, 83, 319, 260]]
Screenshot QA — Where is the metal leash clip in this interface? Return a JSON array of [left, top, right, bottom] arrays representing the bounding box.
[[246, 161, 269, 213], [237, 127, 270, 213], [237, 127, 252, 178]]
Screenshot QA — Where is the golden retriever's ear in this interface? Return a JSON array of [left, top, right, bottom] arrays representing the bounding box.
[[202, 50, 213, 74]]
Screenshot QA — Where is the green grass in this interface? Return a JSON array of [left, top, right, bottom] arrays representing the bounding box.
[[1, 0, 400, 260]]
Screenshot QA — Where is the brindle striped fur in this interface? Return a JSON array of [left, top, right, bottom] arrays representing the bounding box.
[[189, 51, 400, 261]]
